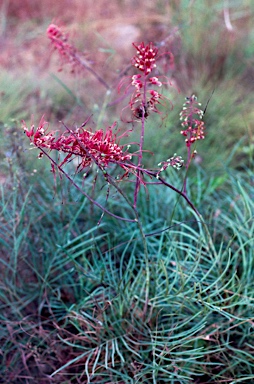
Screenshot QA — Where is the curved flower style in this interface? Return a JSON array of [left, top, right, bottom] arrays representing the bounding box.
[[23, 117, 132, 172]]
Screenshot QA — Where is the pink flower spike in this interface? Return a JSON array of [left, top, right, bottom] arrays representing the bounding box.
[[47, 23, 78, 72]]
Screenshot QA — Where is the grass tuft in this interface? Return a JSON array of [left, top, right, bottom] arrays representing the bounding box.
[[0, 166, 253, 383]]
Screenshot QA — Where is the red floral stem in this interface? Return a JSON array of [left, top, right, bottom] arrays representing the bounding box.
[[134, 74, 147, 207]]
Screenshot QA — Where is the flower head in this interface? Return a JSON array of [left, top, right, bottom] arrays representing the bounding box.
[[23, 118, 132, 172], [132, 42, 158, 75], [68, 126, 132, 171], [127, 42, 173, 120]]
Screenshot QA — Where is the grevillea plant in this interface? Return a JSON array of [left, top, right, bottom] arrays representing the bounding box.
[[23, 24, 207, 316]]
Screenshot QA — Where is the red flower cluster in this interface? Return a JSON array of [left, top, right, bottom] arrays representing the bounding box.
[[23, 117, 132, 172], [132, 42, 158, 75], [180, 95, 205, 147], [129, 43, 171, 119]]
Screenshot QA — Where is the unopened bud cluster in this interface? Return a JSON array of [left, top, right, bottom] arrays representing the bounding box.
[[157, 153, 184, 177], [180, 95, 205, 147]]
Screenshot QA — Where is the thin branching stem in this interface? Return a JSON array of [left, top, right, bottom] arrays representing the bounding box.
[[64, 126, 151, 317], [116, 161, 200, 216], [134, 73, 148, 208], [37, 147, 136, 223], [102, 175, 150, 321]]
